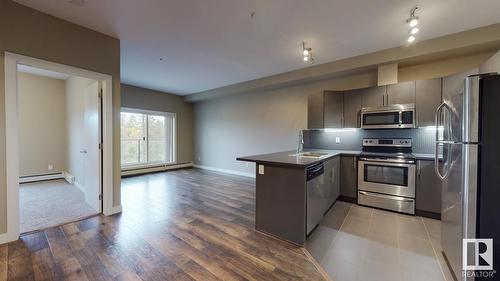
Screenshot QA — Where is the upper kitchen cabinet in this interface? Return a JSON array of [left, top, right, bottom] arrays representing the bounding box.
[[442, 68, 479, 103], [386, 81, 416, 105], [343, 89, 363, 128], [415, 78, 442, 127], [361, 86, 386, 108], [324, 91, 344, 128], [307, 91, 324, 129]]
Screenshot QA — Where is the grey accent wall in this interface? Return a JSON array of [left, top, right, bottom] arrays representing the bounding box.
[[304, 128, 436, 153], [194, 72, 378, 174], [121, 84, 194, 164]]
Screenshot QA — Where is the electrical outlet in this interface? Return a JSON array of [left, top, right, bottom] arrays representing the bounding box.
[[335, 137, 341, 144], [197, 157, 201, 162], [258, 165, 265, 175], [48, 164, 53, 171]]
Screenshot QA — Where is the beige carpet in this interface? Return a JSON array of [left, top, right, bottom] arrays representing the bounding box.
[[20, 179, 98, 233]]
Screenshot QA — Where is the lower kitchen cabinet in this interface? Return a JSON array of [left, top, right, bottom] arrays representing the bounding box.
[[416, 159, 442, 219], [339, 155, 357, 202], [324, 156, 340, 204]]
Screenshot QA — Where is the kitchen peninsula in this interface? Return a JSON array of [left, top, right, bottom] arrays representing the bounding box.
[[237, 149, 360, 245]]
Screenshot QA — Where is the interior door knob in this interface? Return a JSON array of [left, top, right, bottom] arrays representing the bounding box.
[[80, 150, 88, 154]]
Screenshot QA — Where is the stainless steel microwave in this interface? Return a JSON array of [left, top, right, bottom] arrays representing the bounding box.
[[361, 104, 415, 129]]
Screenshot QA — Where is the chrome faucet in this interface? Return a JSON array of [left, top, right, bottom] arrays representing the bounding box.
[[297, 130, 304, 154]]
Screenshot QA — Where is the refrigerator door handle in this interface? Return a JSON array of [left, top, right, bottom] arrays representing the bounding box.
[[435, 102, 450, 142]]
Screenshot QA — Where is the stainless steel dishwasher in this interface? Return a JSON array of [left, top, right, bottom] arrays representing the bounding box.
[[306, 162, 325, 235]]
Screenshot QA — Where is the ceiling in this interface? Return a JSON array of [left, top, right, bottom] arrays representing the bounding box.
[[13, 0, 500, 95], [18, 64, 70, 80]]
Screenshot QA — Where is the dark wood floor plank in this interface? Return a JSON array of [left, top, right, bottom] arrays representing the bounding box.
[[0, 245, 7, 281], [5, 168, 325, 281]]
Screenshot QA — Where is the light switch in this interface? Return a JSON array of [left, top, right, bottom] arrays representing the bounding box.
[[258, 165, 265, 175], [48, 164, 53, 171], [335, 137, 341, 144]]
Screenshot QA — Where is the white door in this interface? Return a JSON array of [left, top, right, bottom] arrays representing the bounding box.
[[83, 81, 102, 212]]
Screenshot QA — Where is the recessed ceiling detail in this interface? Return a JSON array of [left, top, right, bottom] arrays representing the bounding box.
[[13, 0, 500, 95]]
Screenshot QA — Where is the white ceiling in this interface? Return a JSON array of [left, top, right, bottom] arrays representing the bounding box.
[[13, 0, 500, 95], [18, 64, 70, 80]]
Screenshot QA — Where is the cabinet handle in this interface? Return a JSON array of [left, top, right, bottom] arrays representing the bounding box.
[[382, 95, 385, 105]]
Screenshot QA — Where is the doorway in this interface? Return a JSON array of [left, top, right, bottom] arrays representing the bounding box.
[[17, 66, 102, 233], [3, 53, 115, 242]]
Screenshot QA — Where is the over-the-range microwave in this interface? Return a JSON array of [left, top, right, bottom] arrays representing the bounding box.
[[361, 104, 415, 129]]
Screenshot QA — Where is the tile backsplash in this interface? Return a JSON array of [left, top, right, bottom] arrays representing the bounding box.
[[304, 128, 436, 154]]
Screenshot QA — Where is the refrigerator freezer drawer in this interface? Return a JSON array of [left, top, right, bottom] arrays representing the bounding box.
[[358, 191, 415, 215]]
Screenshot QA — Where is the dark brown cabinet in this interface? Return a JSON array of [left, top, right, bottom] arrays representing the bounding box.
[[343, 89, 363, 128], [339, 155, 357, 201], [386, 81, 416, 105], [307, 91, 324, 129], [416, 78, 442, 127], [361, 86, 386, 108], [324, 91, 344, 128], [416, 159, 442, 218]]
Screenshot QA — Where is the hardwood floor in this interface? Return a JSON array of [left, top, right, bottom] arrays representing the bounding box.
[[1, 168, 325, 281]]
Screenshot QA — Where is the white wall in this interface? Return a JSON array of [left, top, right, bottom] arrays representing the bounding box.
[[65, 76, 95, 190], [18, 72, 67, 176]]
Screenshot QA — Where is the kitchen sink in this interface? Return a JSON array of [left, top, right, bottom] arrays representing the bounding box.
[[290, 152, 329, 159]]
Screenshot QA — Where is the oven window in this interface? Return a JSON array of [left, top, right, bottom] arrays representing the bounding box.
[[363, 112, 399, 125], [364, 164, 408, 186]]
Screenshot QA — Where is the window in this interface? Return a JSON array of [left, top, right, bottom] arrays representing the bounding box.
[[120, 109, 175, 168]]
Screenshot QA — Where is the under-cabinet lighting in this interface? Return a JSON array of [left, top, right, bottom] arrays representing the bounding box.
[[323, 128, 359, 133]]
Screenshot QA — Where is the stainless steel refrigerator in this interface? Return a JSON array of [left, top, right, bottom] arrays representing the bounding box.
[[435, 73, 500, 280]]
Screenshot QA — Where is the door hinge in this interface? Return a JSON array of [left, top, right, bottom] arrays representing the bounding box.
[[98, 143, 103, 149], [98, 89, 103, 98], [99, 194, 103, 200]]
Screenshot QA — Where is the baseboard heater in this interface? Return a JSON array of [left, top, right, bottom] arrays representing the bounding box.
[[19, 172, 65, 184], [121, 162, 193, 177]]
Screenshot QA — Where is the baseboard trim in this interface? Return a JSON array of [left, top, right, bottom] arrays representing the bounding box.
[[0, 232, 9, 245], [121, 162, 194, 177], [104, 205, 122, 216], [194, 165, 255, 178], [19, 172, 65, 184]]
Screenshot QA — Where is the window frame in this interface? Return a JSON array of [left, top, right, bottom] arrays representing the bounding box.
[[120, 107, 176, 170]]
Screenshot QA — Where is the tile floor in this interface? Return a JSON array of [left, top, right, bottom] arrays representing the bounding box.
[[306, 201, 456, 281]]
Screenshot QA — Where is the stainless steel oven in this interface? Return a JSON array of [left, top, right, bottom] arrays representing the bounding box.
[[357, 138, 416, 214], [361, 104, 415, 129], [358, 158, 416, 198]]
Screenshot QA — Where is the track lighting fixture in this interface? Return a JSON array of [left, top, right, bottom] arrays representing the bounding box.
[[406, 6, 420, 43], [302, 42, 314, 63]]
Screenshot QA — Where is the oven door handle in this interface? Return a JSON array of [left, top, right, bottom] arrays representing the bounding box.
[[359, 158, 415, 164], [359, 191, 414, 202]]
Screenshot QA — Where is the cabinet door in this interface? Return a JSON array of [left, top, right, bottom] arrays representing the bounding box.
[[343, 89, 363, 128], [416, 160, 442, 216], [386, 81, 416, 105], [324, 91, 344, 128], [324, 156, 340, 208], [416, 78, 442, 127], [307, 92, 324, 129], [339, 156, 357, 200], [361, 86, 386, 108], [442, 68, 479, 104]]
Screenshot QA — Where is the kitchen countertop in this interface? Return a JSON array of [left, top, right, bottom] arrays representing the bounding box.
[[238, 149, 437, 167], [237, 149, 362, 168]]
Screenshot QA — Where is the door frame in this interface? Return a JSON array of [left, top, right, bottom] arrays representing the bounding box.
[[3, 52, 115, 243]]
